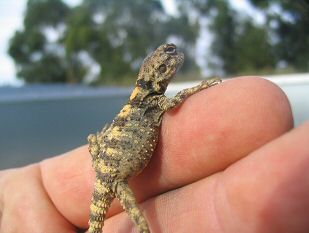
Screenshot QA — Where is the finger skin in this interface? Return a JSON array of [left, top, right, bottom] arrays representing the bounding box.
[[37, 77, 293, 228], [0, 165, 75, 233], [220, 120, 309, 233], [102, 121, 309, 233], [144, 76, 293, 187]]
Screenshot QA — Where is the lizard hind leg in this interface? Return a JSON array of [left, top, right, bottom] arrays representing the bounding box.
[[113, 180, 150, 233], [88, 179, 114, 233], [88, 123, 109, 161]]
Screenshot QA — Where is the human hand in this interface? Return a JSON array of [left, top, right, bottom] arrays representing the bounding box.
[[1, 77, 308, 233]]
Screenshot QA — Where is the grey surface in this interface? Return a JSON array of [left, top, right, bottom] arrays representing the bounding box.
[[0, 85, 131, 169], [0, 79, 308, 169], [280, 84, 309, 127]]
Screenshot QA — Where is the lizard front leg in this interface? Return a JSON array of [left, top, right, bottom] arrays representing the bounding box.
[[159, 77, 222, 111]]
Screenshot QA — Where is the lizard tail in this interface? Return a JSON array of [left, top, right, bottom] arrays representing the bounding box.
[[88, 179, 114, 233]]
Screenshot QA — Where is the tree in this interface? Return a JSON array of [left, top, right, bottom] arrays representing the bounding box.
[[248, 0, 309, 71], [8, 0, 199, 85], [66, 0, 200, 84], [175, 0, 276, 76], [8, 0, 80, 83], [233, 20, 275, 74], [205, 0, 239, 74]]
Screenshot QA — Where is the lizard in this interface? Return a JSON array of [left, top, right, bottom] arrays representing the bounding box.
[[87, 43, 222, 233]]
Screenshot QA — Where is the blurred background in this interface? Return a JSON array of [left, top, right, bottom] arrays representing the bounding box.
[[0, 0, 309, 169]]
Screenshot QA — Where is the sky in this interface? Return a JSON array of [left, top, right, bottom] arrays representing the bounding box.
[[0, 0, 256, 86]]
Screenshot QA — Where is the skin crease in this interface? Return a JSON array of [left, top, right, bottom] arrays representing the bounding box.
[[1, 77, 308, 233]]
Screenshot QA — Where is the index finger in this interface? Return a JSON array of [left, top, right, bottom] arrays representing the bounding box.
[[40, 77, 293, 228]]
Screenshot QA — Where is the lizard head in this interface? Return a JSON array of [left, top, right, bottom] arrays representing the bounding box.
[[136, 43, 184, 94]]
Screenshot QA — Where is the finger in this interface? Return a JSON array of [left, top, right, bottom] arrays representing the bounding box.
[[103, 121, 309, 233], [40, 147, 94, 228], [0, 165, 75, 233], [40, 77, 293, 228], [136, 77, 293, 192], [217, 120, 309, 233]]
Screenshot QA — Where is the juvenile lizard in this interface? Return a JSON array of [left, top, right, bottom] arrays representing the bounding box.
[[87, 43, 221, 233]]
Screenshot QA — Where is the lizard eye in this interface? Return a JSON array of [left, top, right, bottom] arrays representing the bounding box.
[[164, 44, 176, 54], [159, 64, 167, 73]]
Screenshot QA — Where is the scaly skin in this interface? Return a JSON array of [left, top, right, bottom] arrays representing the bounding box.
[[87, 43, 221, 233]]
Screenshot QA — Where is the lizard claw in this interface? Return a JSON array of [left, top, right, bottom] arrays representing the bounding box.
[[200, 77, 222, 88]]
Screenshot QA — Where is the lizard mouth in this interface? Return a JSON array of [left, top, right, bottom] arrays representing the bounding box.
[[171, 51, 184, 79]]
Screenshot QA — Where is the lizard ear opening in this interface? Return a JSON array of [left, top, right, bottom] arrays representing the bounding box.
[[136, 79, 153, 90], [159, 64, 167, 73]]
